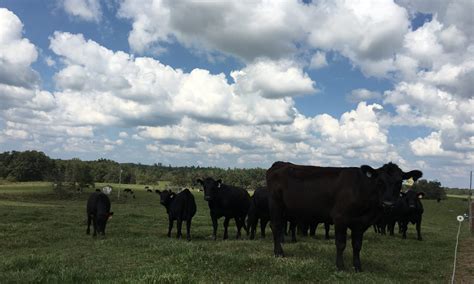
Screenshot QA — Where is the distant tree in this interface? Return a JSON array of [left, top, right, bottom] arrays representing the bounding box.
[[411, 179, 447, 200], [5, 151, 54, 181]]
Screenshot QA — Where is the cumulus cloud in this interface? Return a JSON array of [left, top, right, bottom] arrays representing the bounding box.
[[309, 51, 328, 70], [0, 8, 39, 90], [117, 0, 410, 78], [231, 59, 316, 99], [347, 88, 381, 103], [61, 0, 102, 22]]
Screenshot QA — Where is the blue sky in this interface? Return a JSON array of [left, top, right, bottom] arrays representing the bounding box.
[[0, 0, 472, 188]]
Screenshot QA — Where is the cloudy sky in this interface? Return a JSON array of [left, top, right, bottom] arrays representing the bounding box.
[[0, 0, 472, 188]]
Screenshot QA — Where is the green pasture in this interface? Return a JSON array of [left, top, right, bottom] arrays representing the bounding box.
[[0, 183, 471, 283]]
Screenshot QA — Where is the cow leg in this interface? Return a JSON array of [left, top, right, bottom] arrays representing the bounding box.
[[324, 223, 330, 240], [335, 224, 347, 271], [388, 221, 395, 236], [260, 219, 268, 238], [223, 217, 230, 240], [167, 217, 174, 238], [290, 222, 297, 243], [416, 218, 422, 241], [351, 229, 364, 272], [86, 214, 91, 235], [176, 218, 183, 239], [401, 221, 408, 239], [186, 218, 192, 241], [310, 223, 317, 238], [92, 216, 97, 237], [249, 217, 257, 240], [270, 199, 285, 257], [211, 214, 218, 240], [242, 217, 249, 236], [236, 217, 243, 239]]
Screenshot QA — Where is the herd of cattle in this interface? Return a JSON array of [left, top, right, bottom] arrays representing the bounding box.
[[86, 161, 424, 272]]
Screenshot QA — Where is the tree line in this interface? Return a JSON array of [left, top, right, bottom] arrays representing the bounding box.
[[0, 150, 266, 190], [0, 150, 457, 199]]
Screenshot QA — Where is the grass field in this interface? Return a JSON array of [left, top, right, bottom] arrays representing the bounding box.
[[0, 182, 472, 283]]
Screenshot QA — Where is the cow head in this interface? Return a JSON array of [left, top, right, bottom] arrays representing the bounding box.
[[361, 162, 422, 208], [404, 190, 425, 209], [156, 190, 176, 206], [196, 177, 222, 201], [96, 212, 113, 234]]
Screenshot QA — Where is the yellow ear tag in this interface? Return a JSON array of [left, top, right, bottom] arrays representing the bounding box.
[[404, 177, 414, 187]]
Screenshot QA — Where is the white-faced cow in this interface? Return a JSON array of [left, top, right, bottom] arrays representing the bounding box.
[[266, 161, 422, 272], [197, 178, 250, 240]]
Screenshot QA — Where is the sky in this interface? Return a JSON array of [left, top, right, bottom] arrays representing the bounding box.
[[0, 0, 472, 188]]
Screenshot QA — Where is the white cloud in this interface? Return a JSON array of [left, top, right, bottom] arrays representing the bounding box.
[[61, 0, 102, 22], [231, 59, 316, 99], [118, 0, 410, 78], [309, 51, 328, 70], [347, 88, 381, 103]]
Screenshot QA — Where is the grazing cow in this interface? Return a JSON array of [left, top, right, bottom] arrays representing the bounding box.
[[398, 190, 425, 240], [266, 161, 422, 272], [147, 189, 153, 193], [247, 186, 271, 240], [197, 178, 251, 240], [156, 189, 197, 240], [123, 188, 132, 193], [86, 192, 113, 237]]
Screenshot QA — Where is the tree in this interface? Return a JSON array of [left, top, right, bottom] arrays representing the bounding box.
[[411, 179, 446, 200]]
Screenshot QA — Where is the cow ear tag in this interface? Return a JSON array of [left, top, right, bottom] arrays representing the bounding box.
[[366, 172, 372, 178], [404, 177, 414, 187], [218, 183, 221, 189]]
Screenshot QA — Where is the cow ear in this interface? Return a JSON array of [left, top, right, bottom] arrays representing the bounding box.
[[196, 179, 203, 185], [403, 170, 422, 181], [361, 165, 377, 179], [417, 192, 425, 199], [217, 179, 222, 188]]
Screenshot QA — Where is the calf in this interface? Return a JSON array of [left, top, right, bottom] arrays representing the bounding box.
[[86, 192, 113, 237], [197, 178, 251, 240], [398, 190, 425, 240], [247, 186, 271, 240], [156, 189, 197, 240], [267, 161, 422, 272]]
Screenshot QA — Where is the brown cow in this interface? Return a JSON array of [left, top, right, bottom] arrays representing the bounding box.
[[266, 161, 422, 272]]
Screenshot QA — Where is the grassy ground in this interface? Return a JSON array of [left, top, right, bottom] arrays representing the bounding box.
[[0, 183, 472, 283]]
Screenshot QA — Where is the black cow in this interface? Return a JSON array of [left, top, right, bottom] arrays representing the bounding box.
[[398, 190, 425, 240], [197, 178, 251, 240], [247, 186, 271, 240], [266, 161, 422, 272], [86, 192, 114, 237], [156, 189, 197, 240], [147, 189, 153, 193]]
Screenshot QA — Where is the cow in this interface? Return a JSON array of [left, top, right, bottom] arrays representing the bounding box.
[[398, 190, 425, 240], [247, 186, 271, 240], [197, 178, 251, 240], [266, 161, 422, 272], [147, 189, 153, 193], [86, 192, 114, 237], [156, 189, 197, 241]]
